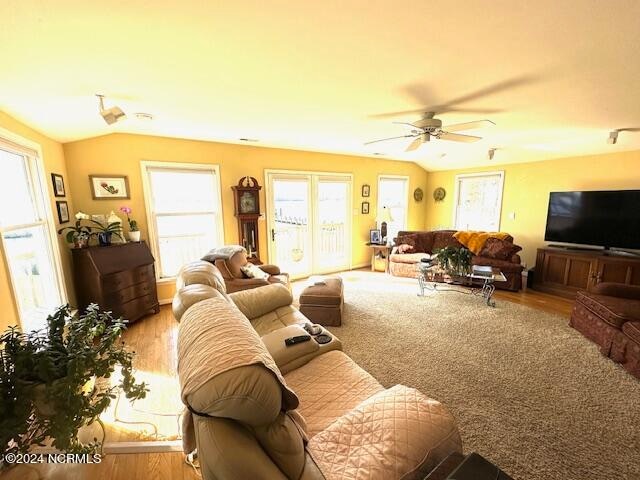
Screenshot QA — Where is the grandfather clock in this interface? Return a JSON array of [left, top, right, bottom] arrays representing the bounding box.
[[232, 176, 262, 264]]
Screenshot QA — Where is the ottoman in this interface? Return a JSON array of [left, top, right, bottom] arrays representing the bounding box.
[[299, 277, 343, 326]]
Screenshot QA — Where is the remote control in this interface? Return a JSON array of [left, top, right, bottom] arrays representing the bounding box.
[[284, 335, 312, 347]]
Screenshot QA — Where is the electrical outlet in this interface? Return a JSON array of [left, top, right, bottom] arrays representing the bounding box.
[[508, 212, 516, 220]]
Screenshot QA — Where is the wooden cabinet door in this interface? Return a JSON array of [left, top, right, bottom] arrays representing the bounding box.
[[593, 257, 640, 288], [540, 252, 596, 295]]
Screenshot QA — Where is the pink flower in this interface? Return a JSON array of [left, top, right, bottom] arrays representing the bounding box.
[[120, 206, 132, 214]]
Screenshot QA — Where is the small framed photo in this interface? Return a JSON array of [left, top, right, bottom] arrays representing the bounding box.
[[369, 229, 381, 244], [56, 201, 70, 223], [89, 175, 130, 200], [362, 184, 370, 197], [361, 201, 370, 214], [51, 173, 65, 197]]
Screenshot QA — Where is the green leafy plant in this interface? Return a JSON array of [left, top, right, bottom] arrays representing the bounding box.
[[90, 220, 124, 240], [57, 212, 92, 244], [434, 246, 473, 277], [0, 305, 147, 456]]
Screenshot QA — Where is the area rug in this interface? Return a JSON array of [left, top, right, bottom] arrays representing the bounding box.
[[302, 272, 640, 480]]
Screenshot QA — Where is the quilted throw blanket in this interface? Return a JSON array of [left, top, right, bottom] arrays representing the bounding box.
[[453, 231, 510, 255], [201, 244, 245, 262], [178, 296, 298, 453]]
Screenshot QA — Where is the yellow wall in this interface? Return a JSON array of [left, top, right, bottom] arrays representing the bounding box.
[[425, 150, 640, 268], [0, 111, 76, 331], [63, 133, 428, 300]]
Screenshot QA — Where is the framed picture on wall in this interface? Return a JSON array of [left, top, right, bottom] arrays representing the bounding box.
[[51, 173, 65, 197], [362, 184, 370, 197], [56, 201, 70, 223], [89, 175, 130, 200], [361, 201, 370, 214]]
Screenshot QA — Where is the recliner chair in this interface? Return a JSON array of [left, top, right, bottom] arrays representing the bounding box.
[[174, 261, 463, 480]]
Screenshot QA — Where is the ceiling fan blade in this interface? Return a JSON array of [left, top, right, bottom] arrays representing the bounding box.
[[369, 108, 432, 119], [443, 120, 495, 132], [364, 134, 415, 145], [405, 136, 424, 152], [438, 74, 538, 110], [438, 132, 482, 143]]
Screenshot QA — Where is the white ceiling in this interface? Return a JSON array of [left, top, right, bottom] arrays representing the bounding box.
[[1, 0, 640, 171]]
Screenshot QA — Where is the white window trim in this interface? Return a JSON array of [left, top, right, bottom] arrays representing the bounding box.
[[0, 126, 68, 324], [452, 170, 505, 231], [377, 174, 410, 230], [140, 161, 224, 281]]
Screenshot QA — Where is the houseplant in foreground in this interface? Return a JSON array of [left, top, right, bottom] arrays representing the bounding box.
[[0, 305, 147, 458]]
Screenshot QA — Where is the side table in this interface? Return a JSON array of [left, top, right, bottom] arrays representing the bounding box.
[[367, 243, 391, 273]]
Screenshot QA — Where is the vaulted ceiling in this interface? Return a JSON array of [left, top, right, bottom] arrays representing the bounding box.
[[2, 0, 639, 170]]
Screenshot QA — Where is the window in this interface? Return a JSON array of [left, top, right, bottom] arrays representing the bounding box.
[[377, 176, 409, 241], [141, 162, 223, 278], [0, 138, 65, 331], [454, 171, 504, 231]]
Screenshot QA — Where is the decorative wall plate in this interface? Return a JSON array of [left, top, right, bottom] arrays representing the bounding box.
[[433, 187, 446, 202], [413, 188, 424, 202]]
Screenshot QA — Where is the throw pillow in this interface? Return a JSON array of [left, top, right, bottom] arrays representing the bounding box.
[[397, 243, 414, 254], [395, 234, 418, 249], [240, 263, 270, 280], [479, 238, 522, 260]]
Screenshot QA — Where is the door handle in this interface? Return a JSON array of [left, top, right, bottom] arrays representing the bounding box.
[[271, 229, 275, 241]]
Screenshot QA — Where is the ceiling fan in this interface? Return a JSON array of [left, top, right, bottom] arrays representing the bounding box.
[[365, 112, 495, 151]]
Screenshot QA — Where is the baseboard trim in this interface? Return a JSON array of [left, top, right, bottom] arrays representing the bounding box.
[[159, 298, 173, 305]]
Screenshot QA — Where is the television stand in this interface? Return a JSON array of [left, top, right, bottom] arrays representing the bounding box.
[[534, 247, 640, 299]]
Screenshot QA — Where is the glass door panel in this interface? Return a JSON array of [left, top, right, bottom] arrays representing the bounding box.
[[270, 177, 313, 278], [315, 179, 350, 272]]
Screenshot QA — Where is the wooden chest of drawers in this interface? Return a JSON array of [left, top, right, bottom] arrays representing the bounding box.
[[72, 242, 160, 323]]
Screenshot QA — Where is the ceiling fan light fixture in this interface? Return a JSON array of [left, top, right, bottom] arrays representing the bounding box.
[[135, 112, 154, 121], [608, 130, 619, 144]]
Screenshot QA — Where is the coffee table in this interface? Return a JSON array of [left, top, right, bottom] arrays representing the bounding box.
[[417, 263, 506, 307]]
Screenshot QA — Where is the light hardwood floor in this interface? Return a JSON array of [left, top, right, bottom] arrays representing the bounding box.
[[1, 275, 573, 480]]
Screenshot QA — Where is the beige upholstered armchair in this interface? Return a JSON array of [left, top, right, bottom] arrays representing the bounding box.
[[209, 249, 289, 293]]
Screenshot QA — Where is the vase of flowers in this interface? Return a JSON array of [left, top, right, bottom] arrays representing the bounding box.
[[57, 212, 92, 248], [120, 206, 140, 242]]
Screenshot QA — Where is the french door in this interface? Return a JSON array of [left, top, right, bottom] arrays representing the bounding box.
[[0, 142, 65, 331], [266, 171, 352, 279]]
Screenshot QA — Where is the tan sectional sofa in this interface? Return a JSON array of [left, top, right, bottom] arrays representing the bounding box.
[[173, 260, 463, 480]]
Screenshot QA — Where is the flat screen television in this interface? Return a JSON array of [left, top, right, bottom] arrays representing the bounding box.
[[544, 190, 640, 250]]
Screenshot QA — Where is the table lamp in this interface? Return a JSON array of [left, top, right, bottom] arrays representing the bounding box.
[[378, 206, 393, 243]]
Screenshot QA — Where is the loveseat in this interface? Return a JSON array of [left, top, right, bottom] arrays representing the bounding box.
[[570, 282, 640, 379], [389, 230, 524, 291], [173, 260, 463, 480]]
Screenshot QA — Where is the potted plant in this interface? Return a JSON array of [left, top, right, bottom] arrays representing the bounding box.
[[57, 212, 92, 248], [90, 219, 124, 246], [0, 305, 147, 458], [433, 246, 473, 280], [120, 206, 140, 242]]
